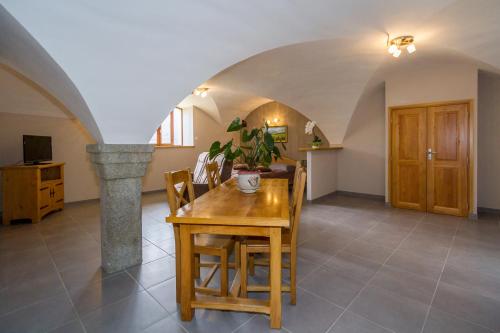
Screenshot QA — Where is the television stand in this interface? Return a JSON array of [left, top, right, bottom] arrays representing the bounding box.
[[25, 161, 52, 166], [1, 162, 65, 225]]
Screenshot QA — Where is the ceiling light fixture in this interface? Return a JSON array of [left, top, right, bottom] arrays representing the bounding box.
[[387, 35, 416, 58], [193, 87, 209, 98]]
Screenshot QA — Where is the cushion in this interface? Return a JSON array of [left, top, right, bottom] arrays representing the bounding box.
[[193, 152, 225, 184], [270, 163, 288, 172], [256, 166, 272, 172]]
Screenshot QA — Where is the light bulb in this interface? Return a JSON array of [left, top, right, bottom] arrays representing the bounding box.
[[392, 48, 401, 58], [200, 91, 208, 98], [388, 44, 398, 54], [407, 43, 416, 54], [193, 90, 201, 96], [266, 120, 271, 125], [273, 118, 279, 123]]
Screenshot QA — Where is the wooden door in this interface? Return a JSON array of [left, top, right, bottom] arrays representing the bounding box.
[[427, 104, 469, 216], [391, 107, 427, 211]]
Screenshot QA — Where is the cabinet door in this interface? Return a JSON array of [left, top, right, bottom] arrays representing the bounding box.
[[39, 185, 51, 212], [53, 182, 64, 206]]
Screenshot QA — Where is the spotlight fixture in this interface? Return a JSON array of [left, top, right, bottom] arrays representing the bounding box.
[[193, 87, 209, 98], [387, 35, 416, 58], [266, 118, 280, 125]]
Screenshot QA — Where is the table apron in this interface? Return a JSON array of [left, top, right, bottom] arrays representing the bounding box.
[[183, 224, 285, 237]]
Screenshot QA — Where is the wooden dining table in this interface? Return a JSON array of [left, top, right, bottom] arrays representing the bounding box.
[[166, 178, 290, 329]]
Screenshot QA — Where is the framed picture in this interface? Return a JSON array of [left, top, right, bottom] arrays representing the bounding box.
[[268, 125, 288, 143]]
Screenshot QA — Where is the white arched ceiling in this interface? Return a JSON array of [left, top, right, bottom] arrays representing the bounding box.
[[2, 0, 500, 143], [206, 38, 386, 143], [205, 41, 500, 144], [177, 94, 221, 123], [0, 5, 102, 141], [0, 65, 70, 119]]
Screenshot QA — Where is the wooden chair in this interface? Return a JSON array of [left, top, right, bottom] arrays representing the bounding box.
[[247, 160, 303, 276], [165, 168, 235, 300], [240, 168, 306, 304], [206, 161, 221, 190], [206, 161, 242, 277]]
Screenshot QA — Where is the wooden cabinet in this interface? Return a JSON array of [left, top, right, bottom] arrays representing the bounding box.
[[1, 162, 65, 225]]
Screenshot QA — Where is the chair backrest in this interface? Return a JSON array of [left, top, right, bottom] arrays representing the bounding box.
[[292, 160, 302, 194], [290, 168, 306, 244], [164, 168, 195, 215], [206, 161, 221, 190], [193, 152, 225, 184]]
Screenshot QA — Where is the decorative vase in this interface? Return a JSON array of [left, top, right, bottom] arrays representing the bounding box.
[[312, 141, 322, 149], [237, 170, 260, 193]]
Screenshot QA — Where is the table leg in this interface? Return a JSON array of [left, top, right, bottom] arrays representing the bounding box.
[[174, 225, 181, 304], [269, 227, 282, 329], [180, 225, 194, 321]]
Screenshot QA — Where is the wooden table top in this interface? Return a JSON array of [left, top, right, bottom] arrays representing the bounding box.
[[166, 178, 290, 227]]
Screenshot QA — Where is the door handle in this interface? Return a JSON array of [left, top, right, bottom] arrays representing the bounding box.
[[427, 148, 438, 160]]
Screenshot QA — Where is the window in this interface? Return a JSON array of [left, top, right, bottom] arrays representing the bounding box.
[[149, 107, 194, 147]]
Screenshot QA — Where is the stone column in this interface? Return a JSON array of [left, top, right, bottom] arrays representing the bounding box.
[[87, 144, 154, 273]]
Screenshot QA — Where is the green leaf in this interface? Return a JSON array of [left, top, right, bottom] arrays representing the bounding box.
[[221, 140, 233, 153], [234, 147, 243, 158], [209, 141, 221, 159], [242, 128, 258, 143], [227, 118, 243, 132], [264, 132, 274, 149], [272, 146, 281, 159]]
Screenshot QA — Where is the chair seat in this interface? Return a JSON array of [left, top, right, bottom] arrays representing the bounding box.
[[243, 232, 292, 252], [195, 234, 234, 250]]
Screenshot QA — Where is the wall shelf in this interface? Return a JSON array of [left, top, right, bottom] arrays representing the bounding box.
[[298, 145, 343, 152]]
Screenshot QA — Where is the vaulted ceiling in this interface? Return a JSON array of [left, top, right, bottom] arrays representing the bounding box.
[[1, 0, 500, 143]]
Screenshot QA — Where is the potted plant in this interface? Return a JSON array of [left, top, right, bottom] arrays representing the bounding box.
[[209, 117, 284, 193], [305, 120, 322, 149]]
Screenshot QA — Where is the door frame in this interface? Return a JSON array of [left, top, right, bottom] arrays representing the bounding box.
[[388, 99, 474, 216]]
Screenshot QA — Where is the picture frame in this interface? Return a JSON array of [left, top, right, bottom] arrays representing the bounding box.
[[268, 125, 288, 143]]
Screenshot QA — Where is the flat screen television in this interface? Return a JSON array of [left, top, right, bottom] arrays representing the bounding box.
[[23, 135, 52, 164]]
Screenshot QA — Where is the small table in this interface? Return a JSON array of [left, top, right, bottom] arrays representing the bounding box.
[[166, 178, 289, 329]]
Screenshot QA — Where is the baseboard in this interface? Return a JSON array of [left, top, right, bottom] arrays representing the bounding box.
[[64, 197, 100, 207], [477, 207, 500, 215], [64, 189, 165, 207], [334, 190, 385, 201], [143, 188, 165, 195], [309, 190, 385, 203]]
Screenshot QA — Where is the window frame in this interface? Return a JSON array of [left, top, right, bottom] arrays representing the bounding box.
[[153, 107, 194, 148]]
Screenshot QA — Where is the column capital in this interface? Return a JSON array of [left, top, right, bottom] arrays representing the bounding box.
[[86, 144, 154, 180]]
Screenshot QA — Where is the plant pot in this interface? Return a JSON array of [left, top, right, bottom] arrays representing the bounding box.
[[237, 170, 260, 194], [312, 141, 322, 149]]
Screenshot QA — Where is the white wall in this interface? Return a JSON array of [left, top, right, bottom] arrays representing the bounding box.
[[0, 107, 230, 207], [0, 112, 100, 203], [478, 72, 500, 210], [307, 150, 338, 201], [143, 107, 230, 192], [337, 83, 386, 196], [384, 62, 478, 213]]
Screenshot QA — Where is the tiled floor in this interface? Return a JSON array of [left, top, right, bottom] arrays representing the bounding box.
[[1, 192, 500, 333]]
